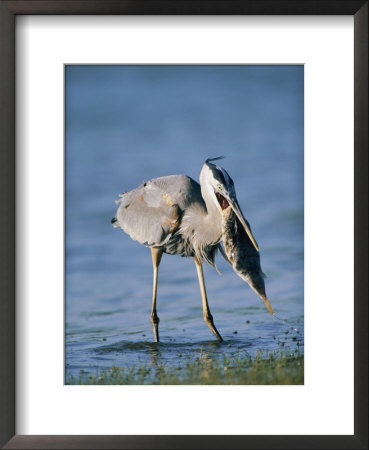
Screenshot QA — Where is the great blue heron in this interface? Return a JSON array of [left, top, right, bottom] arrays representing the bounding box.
[[112, 158, 273, 342]]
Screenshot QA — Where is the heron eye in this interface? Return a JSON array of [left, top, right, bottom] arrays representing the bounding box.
[[218, 184, 223, 191]]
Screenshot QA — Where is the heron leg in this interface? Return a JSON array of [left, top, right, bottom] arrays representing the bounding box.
[[194, 257, 223, 342], [150, 248, 163, 342]]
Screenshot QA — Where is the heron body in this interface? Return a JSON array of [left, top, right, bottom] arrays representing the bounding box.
[[112, 158, 273, 342], [113, 174, 222, 268]]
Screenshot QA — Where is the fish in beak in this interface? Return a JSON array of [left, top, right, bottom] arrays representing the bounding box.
[[216, 191, 259, 252], [205, 157, 273, 315], [220, 202, 274, 316]]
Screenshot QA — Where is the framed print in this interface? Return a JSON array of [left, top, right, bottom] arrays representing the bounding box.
[[0, 1, 367, 449]]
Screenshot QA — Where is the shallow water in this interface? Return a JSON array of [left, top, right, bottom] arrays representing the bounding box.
[[65, 65, 304, 382]]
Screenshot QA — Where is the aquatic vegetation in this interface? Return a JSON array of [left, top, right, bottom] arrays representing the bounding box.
[[66, 349, 303, 385]]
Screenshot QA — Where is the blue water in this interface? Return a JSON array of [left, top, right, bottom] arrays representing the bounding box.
[[65, 65, 304, 382]]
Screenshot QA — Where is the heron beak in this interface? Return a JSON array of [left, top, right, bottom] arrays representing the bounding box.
[[227, 197, 259, 252]]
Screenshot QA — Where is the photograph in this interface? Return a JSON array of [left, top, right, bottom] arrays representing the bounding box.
[[65, 65, 304, 385]]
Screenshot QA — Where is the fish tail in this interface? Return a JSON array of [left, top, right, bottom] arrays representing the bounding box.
[[260, 294, 274, 315]]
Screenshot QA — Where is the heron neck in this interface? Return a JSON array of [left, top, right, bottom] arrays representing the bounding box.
[[200, 184, 223, 243], [204, 210, 223, 243], [183, 205, 222, 247]]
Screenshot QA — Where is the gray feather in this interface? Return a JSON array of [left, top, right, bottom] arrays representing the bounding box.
[[114, 175, 207, 252]]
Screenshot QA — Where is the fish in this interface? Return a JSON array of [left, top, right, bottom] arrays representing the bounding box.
[[221, 206, 274, 315]]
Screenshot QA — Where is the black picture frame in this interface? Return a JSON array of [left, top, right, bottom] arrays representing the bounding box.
[[0, 1, 367, 449]]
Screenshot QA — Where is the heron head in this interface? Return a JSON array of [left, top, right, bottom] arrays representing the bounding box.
[[200, 158, 259, 251]]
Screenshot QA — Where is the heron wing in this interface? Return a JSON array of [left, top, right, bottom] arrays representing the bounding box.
[[114, 175, 202, 247]]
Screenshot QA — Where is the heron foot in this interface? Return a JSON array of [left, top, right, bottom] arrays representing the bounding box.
[[151, 313, 160, 342], [204, 313, 223, 342]]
